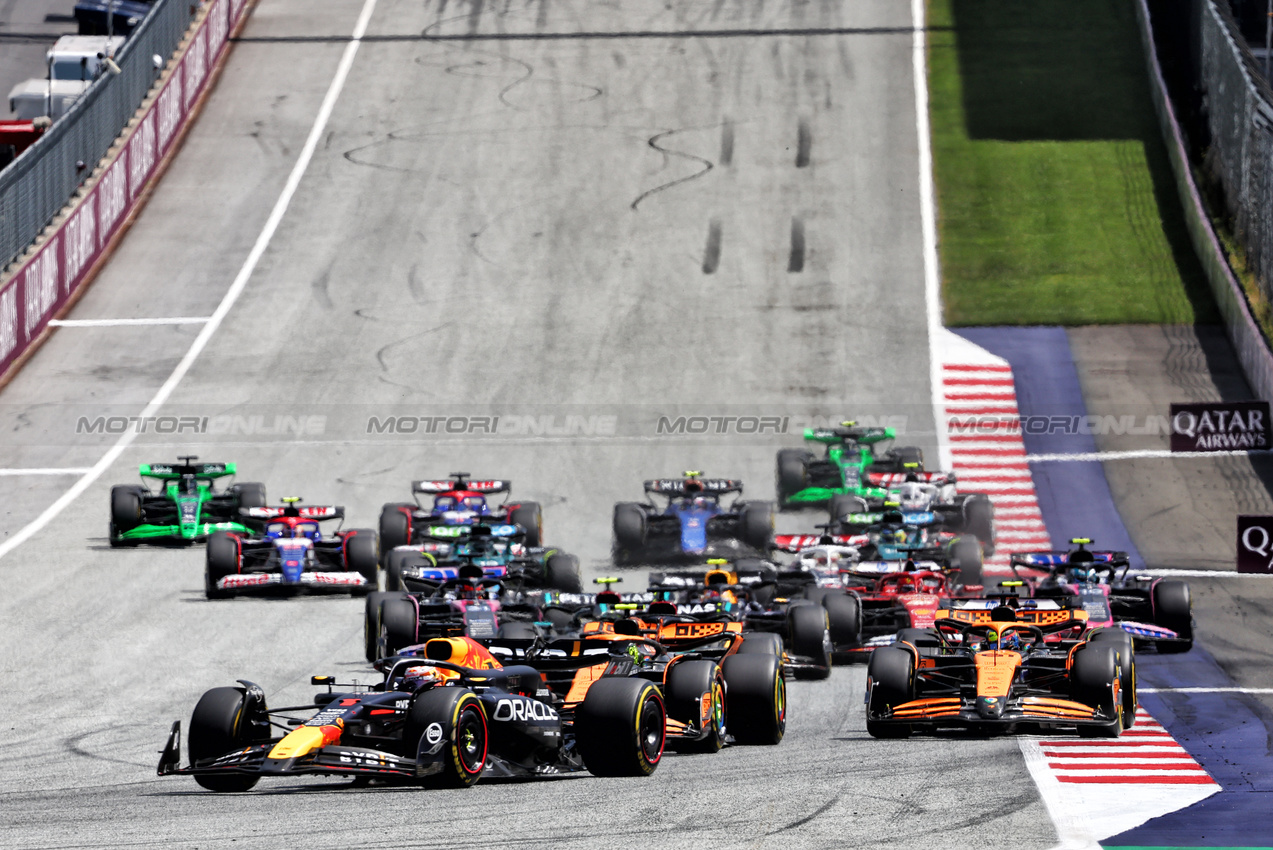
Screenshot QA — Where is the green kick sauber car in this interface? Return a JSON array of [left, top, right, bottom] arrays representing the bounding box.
[[109, 457, 268, 546], [775, 422, 924, 511]]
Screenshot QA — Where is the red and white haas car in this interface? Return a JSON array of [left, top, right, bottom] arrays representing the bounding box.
[[204, 498, 379, 599], [379, 473, 544, 558], [771, 533, 979, 657]]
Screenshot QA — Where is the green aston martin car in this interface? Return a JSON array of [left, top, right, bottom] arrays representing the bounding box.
[[775, 423, 923, 511], [109, 457, 267, 546]]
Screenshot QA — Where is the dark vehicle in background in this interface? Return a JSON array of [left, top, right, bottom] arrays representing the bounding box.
[[612, 472, 774, 565]]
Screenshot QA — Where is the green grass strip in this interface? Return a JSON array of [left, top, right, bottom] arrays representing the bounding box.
[[928, 0, 1217, 325]]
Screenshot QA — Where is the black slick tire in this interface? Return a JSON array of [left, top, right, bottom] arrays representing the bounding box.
[[866, 646, 914, 738], [205, 532, 239, 600], [721, 653, 786, 745], [188, 687, 262, 792], [576, 678, 666, 777], [665, 660, 726, 753]]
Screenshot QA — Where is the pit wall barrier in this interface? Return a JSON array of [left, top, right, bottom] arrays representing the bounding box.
[[0, 0, 255, 384], [1132, 0, 1273, 402]]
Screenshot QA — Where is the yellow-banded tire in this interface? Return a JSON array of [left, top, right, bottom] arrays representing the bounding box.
[[577, 678, 666, 776]]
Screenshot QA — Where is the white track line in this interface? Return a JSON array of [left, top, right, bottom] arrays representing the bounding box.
[[0, 0, 380, 562], [49, 317, 211, 327], [1139, 687, 1273, 694], [1029, 449, 1273, 462], [913, 0, 949, 472], [0, 468, 94, 476]]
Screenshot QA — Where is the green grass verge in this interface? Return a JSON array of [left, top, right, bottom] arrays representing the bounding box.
[[929, 0, 1218, 325]]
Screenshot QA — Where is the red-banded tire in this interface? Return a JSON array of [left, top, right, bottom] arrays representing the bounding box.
[[409, 688, 487, 788], [188, 687, 262, 792], [576, 678, 666, 776], [721, 652, 786, 745]]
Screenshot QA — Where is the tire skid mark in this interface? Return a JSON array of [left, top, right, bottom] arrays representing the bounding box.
[[702, 217, 722, 274], [630, 127, 716, 210], [765, 792, 841, 835], [788, 215, 806, 273], [796, 116, 811, 167], [720, 119, 734, 166]]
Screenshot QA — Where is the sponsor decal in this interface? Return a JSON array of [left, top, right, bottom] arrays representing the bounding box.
[[157, 76, 183, 151], [183, 28, 208, 108], [670, 622, 726, 638], [425, 722, 443, 744], [1237, 515, 1273, 573], [0, 284, 18, 363], [127, 113, 156, 200], [493, 697, 558, 723], [64, 196, 97, 289], [98, 158, 128, 234], [207, 0, 230, 56], [1170, 401, 1270, 452], [22, 243, 59, 338]]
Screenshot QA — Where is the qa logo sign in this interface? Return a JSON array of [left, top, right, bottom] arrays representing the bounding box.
[[1237, 516, 1273, 573]]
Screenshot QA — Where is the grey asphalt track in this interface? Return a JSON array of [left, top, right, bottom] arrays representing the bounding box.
[[0, 1, 1059, 847], [1069, 325, 1273, 716]]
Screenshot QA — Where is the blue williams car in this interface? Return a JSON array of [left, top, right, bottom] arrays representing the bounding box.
[[611, 472, 774, 565]]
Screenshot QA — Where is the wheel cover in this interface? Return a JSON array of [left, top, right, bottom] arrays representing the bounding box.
[[638, 692, 665, 766], [456, 704, 488, 776], [775, 673, 787, 729], [711, 679, 726, 740]]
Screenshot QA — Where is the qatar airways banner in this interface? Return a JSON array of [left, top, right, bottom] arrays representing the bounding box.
[[1169, 401, 1271, 452], [0, 0, 252, 378]]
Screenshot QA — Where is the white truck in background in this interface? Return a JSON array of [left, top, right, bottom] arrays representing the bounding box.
[[7, 35, 124, 122]]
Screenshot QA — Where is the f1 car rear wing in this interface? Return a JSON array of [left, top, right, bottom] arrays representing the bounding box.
[[412, 476, 511, 495], [647, 566, 774, 588], [240, 505, 344, 521], [936, 603, 1084, 636], [772, 533, 865, 552], [1009, 550, 1130, 576], [803, 423, 895, 445], [643, 478, 743, 497], [865, 471, 954, 487], [140, 461, 235, 479]]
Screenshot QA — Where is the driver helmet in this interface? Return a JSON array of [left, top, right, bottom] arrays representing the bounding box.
[[692, 496, 712, 508], [1067, 566, 1097, 584], [399, 665, 441, 692], [895, 482, 931, 511], [460, 495, 489, 515]]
